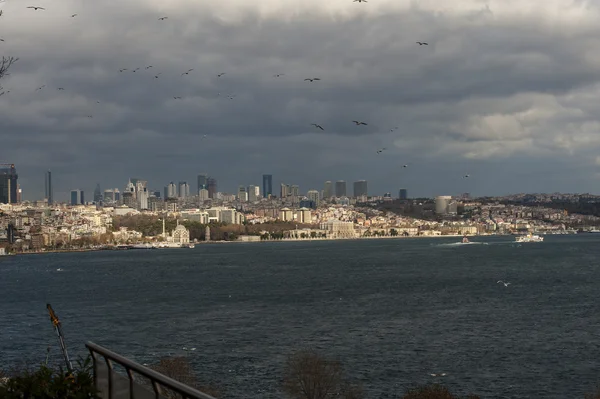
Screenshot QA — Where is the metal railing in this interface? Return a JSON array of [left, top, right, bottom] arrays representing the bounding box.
[[86, 342, 217, 399]]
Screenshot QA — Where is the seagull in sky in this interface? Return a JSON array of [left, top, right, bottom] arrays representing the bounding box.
[[202, 135, 208, 139], [132, 68, 140, 72], [36, 85, 46, 91], [464, 174, 470, 178], [377, 148, 386, 154], [145, 65, 153, 69], [71, 14, 77, 17], [352, 120, 368, 126], [119, 68, 128, 72], [158, 16, 168, 20], [173, 96, 182, 100], [497, 280, 511, 287], [217, 72, 226, 77], [311, 123, 324, 130], [87, 115, 93, 118], [154, 73, 162, 78], [0, 38, 4, 42], [57, 87, 65, 90], [403, 164, 409, 168], [304, 78, 321, 82], [417, 42, 429, 45], [354, 0, 368, 2], [273, 74, 285, 77], [182, 69, 193, 76], [27, 6, 45, 10]]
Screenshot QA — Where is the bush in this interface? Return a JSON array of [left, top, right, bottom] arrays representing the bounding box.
[[0, 356, 99, 399], [147, 356, 221, 398]]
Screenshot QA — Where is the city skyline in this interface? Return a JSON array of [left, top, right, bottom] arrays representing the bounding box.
[[4, 1, 600, 199]]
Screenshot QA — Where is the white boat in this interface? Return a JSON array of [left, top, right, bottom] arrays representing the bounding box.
[[462, 236, 469, 244], [515, 233, 544, 243]]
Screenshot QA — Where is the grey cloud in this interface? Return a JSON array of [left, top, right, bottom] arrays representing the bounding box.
[[2, 0, 600, 199]]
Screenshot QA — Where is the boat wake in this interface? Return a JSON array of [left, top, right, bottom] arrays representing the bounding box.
[[435, 242, 489, 247]]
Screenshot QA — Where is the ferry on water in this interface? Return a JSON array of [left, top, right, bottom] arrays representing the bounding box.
[[515, 233, 544, 243]]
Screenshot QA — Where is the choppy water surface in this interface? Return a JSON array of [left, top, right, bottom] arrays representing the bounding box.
[[1, 235, 600, 398]]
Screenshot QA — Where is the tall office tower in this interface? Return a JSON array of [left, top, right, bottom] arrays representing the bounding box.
[[80, 190, 85, 204], [399, 188, 408, 200], [280, 183, 290, 198], [17, 185, 21, 203], [207, 177, 217, 199], [290, 185, 299, 197], [70, 189, 82, 205], [153, 190, 161, 198], [199, 188, 209, 202], [323, 181, 332, 199], [307, 189, 320, 207], [335, 180, 347, 197], [114, 189, 121, 203], [197, 174, 208, 195], [237, 185, 248, 202], [163, 186, 168, 199], [178, 181, 190, 198], [167, 182, 177, 198], [103, 189, 115, 202], [0, 164, 18, 204], [248, 185, 258, 202], [262, 174, 272, 198], [45, 170, 53, 204], [125, 180, 136, 197], [353, 180, 368, 197], [93, 183, 102, 203], [138, 187, 149, 210]]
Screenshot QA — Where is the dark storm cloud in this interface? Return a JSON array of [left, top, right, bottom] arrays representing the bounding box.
[[2, 0, 600, 199]]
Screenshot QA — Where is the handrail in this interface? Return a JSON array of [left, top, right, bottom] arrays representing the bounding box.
[[86, 342, 217, 399]]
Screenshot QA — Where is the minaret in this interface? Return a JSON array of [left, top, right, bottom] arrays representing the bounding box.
[[205, 226, 210, 241], [162, 218, 166, 237]]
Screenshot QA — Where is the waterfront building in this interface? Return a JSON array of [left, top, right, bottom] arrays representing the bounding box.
[[171, 222, 190, 245], [207, 178, 217, 199], [307, 190, 320, 207], [353, 180, 368, 197], [320, 220, 356, 239], [297, 207, 312, 223], [435, 195, 453, 215], [279, 207, 293, 221], [399, 188, 408, 200]]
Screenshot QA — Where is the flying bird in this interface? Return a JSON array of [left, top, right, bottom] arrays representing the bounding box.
[[87, 115, 93, 118], [158, 16, 168, 20], [173, 96, 182, 99], [403, 164, 409, 168], [202, 134, 208, 139], [145, 66, 153, 69], [181, 69, 193, 76], [154, 73, 162, 78], [119, 68, 128, 72], [71, 14, 77, 17], [416, 42, 429, 45], [132, 68, 140, 72], [273, 74, 285, 77], [0, 38, 4, 42], [377, 148, 386, 154], [497, 280, 511, 287], [464, 174, 470, 178], [352, 120, 368, 126], [311, 124, 324, 130], [353, 0, 368, 2], [57, 88, 65, 90], [304, 78, 321, 82], [27, 6, 45, 10], [36, 85, 46, 91], [217, 73, 226, 77]]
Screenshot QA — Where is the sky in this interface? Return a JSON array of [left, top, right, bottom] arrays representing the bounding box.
[[2, 0, 600, 201]]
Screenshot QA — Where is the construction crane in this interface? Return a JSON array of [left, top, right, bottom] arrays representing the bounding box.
[[46, 303, 74, 373]]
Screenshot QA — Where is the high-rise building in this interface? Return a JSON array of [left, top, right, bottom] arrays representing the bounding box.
[[291, 185, 299, 197], [435, 196, 453, 215], [70, 189, 83, 205], [353, 180, 368, 197], [45, 170, 53, 205], [280, 183, 290, 198], [93, 183, 102, 203], [167, 182, 177, 198], [323, 181, 332, 199], [262, 174, 272, 198], [199, 188, 209, 202], [248, 185, 258, 202], [178, 181, 190, 198], [307, 189, 320, 207], [399, 188, 408, 200], [237, 185, 248, 202], [0, 164, 18, 204], [197, 174, 208, 194], [207, 178, 217, 199], [335, 180, 347, 197], [103, 189, 116, 202], [138, 186, 149, 210]]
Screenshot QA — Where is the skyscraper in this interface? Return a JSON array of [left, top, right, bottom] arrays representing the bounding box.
[[178, 181, 190, 198], [207, 177, 217, 199], [323, 181, 332, 199], [45, 170, 53, 204], [399, 188, 408, 200], [70, 189, 83, 205], [167, 182, 177, 198], [93, 183, 102, 203], [335, 180, 347, 197], [248, 185, 258, 202], [0, 164, 18, 204], [280, 183, 290, 198], [197, 174, 208, 194], [307, 189, 320, 207], [262, 174, 272, 198], [353, 180, 368, 197], [237, 186, 248, 202]]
